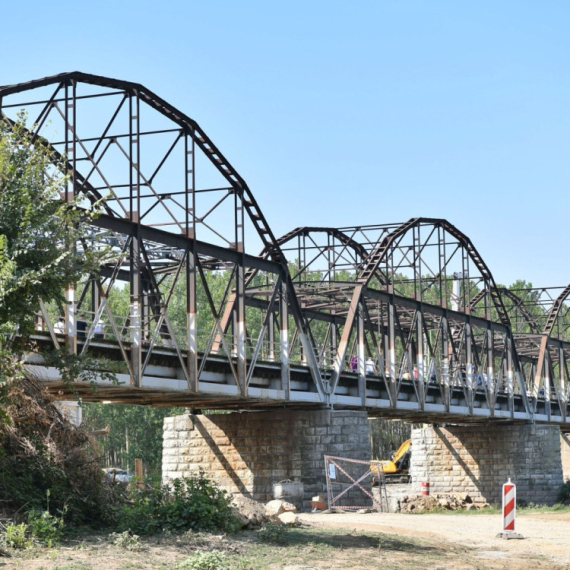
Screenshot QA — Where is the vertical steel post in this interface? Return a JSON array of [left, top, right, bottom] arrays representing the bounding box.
[[185, 132, 198, 391], [268, 312, 275, 362], [129, 92, 142, 386], [64, 81, 76, 203], [234, 193, 247, 396], [507, 335, 514, 417], [544, 350, 551, 421], [331, 311, 337, 366], [487, 327, 494, 412], [383, 322, 390, 379], [357, 302, 366, 406], [64, 81, 77, 353], [558, 345, 567, 422], [416, 312, 425, 409], [442, 316, 450, 411], [66, 286, 77, 354], [91, 280, 100, 318], [465, 322, 473, 413], [187, 249, 198, 391], [387, 293, 396, 406], [280, 280, 290, 398]]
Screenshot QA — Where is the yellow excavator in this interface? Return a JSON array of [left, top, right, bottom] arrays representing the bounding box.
[[370, 439, 412, 485]]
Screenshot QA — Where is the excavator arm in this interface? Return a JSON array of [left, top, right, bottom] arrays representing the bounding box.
[[370, 439, 412, 483]]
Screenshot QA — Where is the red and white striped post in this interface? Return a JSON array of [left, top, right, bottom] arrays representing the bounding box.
[[502, 478, 516, 532]]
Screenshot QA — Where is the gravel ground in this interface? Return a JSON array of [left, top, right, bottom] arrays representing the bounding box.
[[299, 510, 570, 568]]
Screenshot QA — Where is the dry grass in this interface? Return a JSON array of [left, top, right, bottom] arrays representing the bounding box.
[[0, 522, 553, 570]]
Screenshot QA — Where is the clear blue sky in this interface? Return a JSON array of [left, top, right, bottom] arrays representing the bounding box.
[[2, 1, 569, 287]]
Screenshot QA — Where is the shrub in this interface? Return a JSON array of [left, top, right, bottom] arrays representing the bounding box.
[[3, 523, 32, 549], [558, 479, 570, 503], [109, 530, 144, 551], [28, 508, 65, 547], [257, 523, 288, 545], [176, 551, 230, 570], [113, 474, 239, 536]]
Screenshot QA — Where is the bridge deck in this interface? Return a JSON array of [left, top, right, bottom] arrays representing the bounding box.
[[26, 333, 565, 426]]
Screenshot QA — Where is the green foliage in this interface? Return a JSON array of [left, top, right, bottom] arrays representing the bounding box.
[[45, 348, 122, 388], [0, 115, 110, 336], [176, 551, 230, 570], [0, 494, 65, 549], [369, 418, 411, 461], [558, 479, 570, 503], [3, 523, 32, 549], [28, 507, 65, 547], [257, 523, 289, 545], [0, 347, 22, 422], [109, 530, 144, 551], [112, 474, 239, 536], [82, 403, 184, 478]]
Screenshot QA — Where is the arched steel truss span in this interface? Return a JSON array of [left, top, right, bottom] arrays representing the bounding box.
[[1, 72, 569, 425]]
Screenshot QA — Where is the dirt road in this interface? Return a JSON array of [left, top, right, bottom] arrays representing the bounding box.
[[300, 510, 570, 568]]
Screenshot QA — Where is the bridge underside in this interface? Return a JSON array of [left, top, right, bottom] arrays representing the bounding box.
[[27, 334, 562, 426]]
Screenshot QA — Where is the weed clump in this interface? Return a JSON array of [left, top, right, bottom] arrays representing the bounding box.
[[176, 551, 230, 570], [109, 530, 145, 551], [2, 523, 31, 549], [1, 494, 65, 549], [27, 508, 65, 547], [257, 523, 288, 545]]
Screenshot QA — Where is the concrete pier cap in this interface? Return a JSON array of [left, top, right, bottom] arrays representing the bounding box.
[[410, 422, 565, 505]]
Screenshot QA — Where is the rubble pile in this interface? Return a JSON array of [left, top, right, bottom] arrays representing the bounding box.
[[231, 497, 300, 529], [399, 493, 490, 513]]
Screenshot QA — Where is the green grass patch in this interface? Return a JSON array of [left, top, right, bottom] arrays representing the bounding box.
[[518, 503, 570, 514], [233, 526, 452, 570], [413, 503, 570, 516]]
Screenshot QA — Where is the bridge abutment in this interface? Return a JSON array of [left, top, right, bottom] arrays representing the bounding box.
[[411, 424, 564, 505], [162, 410, 371, 509]]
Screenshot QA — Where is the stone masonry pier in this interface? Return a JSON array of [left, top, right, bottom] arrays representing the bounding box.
[[411, 424, 564, 505], [162, 410, 372, 510]]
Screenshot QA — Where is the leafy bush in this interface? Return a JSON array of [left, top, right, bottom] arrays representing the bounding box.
[[113, 474, 239, 536], [28, 508, 65, 547], [109, 530, 145, 551], [3, 523, 32, 549], [176, 551, 230, 570], [257, 523, 288, 545]]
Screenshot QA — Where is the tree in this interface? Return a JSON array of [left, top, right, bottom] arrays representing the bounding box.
[[81, 403, 184, 479], [0, 117, 118, 406], [0, 116, 106, 336], [369, 418, 411, 460]]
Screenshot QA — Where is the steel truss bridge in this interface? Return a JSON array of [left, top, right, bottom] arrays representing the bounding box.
[[2, 72, 570, 425]]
